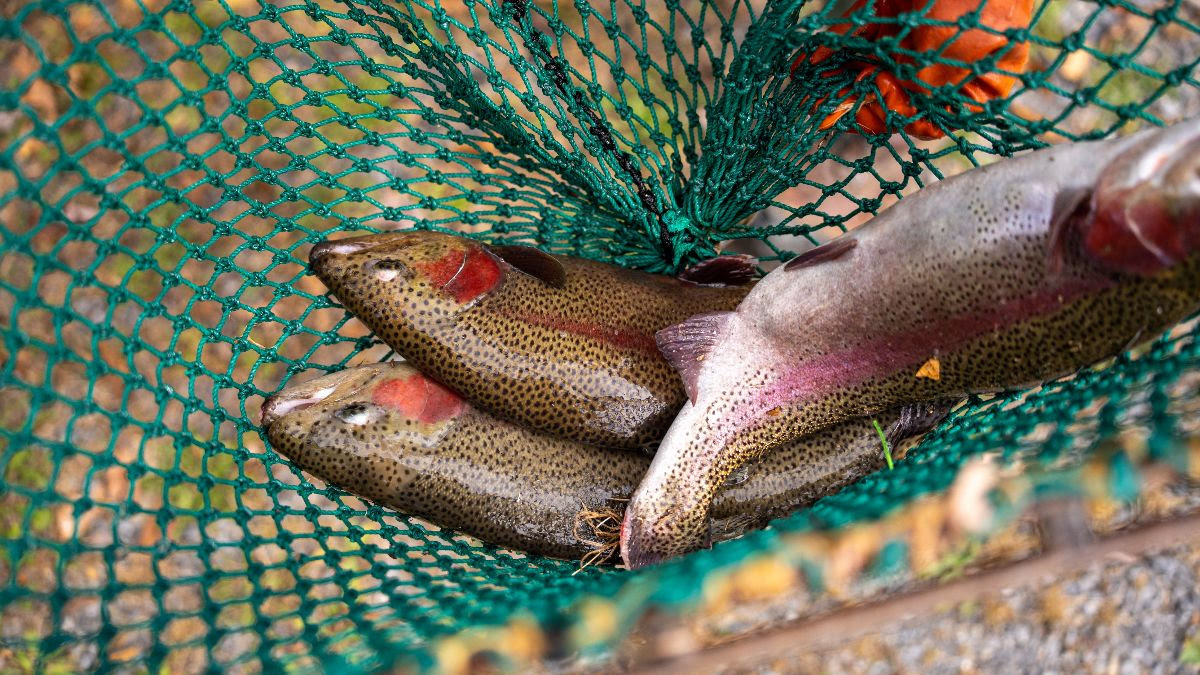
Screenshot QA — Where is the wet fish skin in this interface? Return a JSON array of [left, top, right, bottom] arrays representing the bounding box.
[[261, 363, 950, 560], [709, 399, 951, 539], [621, 119, 1200, 569], [308, 231, 751, 449], [261, 362, 641, 559]]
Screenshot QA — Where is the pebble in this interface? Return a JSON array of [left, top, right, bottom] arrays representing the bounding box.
[[786, 542, 1200, 673]]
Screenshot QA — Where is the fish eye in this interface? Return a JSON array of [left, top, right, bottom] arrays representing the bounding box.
[[334, 402, 375, 425], [366, 259, 408, 281]]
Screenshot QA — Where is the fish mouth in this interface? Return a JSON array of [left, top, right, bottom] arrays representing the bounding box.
[[260, 364, 394, 427], [261, 390, 330, 427], [618, 511, 657, 569], [309, 232, 459, 263], [619, 507, 685, 570], [309, 234, 393, 283], [309, 237, 383, 263], [309, 232, 427, 263], [308, 231, 470, 289]]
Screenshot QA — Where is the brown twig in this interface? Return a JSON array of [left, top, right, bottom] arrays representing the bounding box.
[[572, 498, 629, 574]]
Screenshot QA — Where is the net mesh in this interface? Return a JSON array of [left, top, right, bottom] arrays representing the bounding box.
[[1, 0, 1198, 670]]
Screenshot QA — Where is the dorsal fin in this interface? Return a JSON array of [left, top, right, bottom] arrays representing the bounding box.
[[655, 311, 733, 404], [488, 244, 567, 288], [678, 254, 758, 286], [784, 237, 857, 271]]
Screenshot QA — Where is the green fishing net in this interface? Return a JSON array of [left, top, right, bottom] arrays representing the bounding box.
[[1, 0, 1199, 670]]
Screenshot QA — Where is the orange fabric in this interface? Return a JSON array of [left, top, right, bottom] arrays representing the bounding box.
[[800, 0, 1033, 139]]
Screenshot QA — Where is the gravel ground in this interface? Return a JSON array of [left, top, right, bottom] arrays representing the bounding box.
[[753, 541, 1200, 674]]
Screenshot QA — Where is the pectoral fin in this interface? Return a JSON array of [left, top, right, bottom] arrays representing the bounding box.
[[655, 311, 733, 403], [885, 398, 957, 445]]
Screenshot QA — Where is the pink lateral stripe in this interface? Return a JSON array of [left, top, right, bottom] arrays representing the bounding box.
[[755, 277, 1113, 413], [511, 312, 661, 355]]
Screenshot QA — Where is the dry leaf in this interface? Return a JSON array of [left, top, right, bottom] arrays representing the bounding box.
[[915, 357, 941, 380]]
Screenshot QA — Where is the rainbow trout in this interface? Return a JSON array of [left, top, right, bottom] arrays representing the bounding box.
[[621, 118, 1200, 568], [308, 232, 753, 449], [260, 362, 950, 560]]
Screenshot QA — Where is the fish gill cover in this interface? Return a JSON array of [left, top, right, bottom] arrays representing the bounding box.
[[0, 0, 1198, 671]]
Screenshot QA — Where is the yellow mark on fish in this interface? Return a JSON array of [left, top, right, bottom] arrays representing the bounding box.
[[767, 407, 782, 417], [915, 357, 941, 381]]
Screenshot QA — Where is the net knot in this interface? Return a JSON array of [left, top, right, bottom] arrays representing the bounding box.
[[661, 209, 701, 267]]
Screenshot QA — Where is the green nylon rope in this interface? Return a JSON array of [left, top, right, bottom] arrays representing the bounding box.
[[1, 0, 1198, 670]]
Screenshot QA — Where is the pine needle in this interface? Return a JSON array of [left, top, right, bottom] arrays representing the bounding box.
[[873, 418, 894, 470]]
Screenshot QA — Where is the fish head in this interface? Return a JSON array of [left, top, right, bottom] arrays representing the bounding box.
[[619, 494, 712, 569], [618, 400, 727, 569], [620, 311, 766, 568], [309, 231, 505, 320], [1084, 119, 1200, 276], [261, 362, 467, 487]]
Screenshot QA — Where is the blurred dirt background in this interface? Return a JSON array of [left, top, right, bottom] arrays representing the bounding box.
[[794, 540, 1200, 674], [648, 534, 1200, 674], [1, 0, 1199, 672]]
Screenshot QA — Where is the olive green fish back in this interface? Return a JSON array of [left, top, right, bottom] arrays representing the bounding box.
[[1, 0, 1198, 671]]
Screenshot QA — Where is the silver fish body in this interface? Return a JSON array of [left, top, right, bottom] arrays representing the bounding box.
[[622, 119, 1200, 568]]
